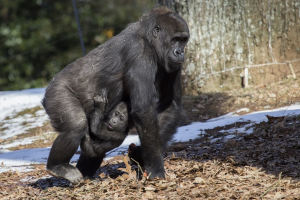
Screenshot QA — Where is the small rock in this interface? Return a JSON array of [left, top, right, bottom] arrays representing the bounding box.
[[193, 177, 205, 184], [144, 186, 156, 191]]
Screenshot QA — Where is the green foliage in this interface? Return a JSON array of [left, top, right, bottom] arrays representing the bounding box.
[[0, 0, 154, 90]]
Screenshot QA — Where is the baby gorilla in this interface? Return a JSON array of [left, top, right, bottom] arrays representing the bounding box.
[[76, 91, 129, 179], [89, 90, 128, 139]]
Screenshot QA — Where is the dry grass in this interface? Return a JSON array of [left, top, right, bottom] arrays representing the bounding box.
[[0, 105, 57, 149], [4, 106, 43, 121]]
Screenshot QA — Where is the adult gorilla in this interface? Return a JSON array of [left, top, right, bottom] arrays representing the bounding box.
[[42, 6, 189, 183]]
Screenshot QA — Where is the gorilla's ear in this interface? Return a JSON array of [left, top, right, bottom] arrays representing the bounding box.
[[152, 26, 160, 38]]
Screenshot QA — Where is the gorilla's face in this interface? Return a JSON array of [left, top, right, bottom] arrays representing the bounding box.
[[152, 13, 189, 73], [107, 102, 128, 132], [168, 34, 189, 71]]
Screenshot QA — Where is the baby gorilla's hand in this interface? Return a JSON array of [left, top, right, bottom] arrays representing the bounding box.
[[94, 89, 107, 104]]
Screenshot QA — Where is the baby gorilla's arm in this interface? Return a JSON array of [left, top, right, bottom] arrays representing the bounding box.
[[90, 89, 107, 136]]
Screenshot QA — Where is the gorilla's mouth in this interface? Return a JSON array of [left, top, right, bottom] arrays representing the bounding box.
[[107, 123, 114, 131], [169, 60, 183, 70], [170, 57, 184, 65], [173, 60, 183, 64]]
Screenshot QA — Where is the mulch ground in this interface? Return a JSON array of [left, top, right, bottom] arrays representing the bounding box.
[[1, 79, 300, 199], [1, 117, 300, 199]]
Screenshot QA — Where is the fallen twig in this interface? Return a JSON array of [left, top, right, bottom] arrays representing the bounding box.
[[260, 172, 282, 199]]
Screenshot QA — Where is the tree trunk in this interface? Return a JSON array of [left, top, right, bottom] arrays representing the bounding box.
[[159, 0, 300, 94]]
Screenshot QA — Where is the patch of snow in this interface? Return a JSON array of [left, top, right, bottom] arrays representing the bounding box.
[[0, 148, 52, 173], [0, 135, 140, 173], [0, 110, 48, 140], [0, 88, 45, 121], [0, 137, 37, 149], [235, 108, 250, 113], [173, 105, 300, 142]]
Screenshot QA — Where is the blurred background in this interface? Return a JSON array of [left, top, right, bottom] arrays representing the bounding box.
[[0, 0, 155, 90], [2, 0, 300, 95]]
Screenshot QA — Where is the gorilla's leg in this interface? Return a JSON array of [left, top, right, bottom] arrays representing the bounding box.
[[47, 130, 86, 183], [44, 89, 90, 184], [127, 101, 181, 169], [76, 153, 104, 179]]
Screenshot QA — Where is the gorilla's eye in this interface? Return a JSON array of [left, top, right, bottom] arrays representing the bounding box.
[[155, 26, 160, 31], [115, 111, 119, 116], [120, 116, 124, 121], [172, 37, 188, 43]]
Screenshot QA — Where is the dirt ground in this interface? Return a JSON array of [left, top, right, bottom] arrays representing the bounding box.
[[1, 78, 300, 199]]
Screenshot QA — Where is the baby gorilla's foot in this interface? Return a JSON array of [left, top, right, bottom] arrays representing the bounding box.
[[128, 143, 144, 167]]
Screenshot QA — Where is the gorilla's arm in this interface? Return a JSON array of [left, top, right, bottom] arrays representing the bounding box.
[[125, 56, 165, 178], [157, 100, 182, 150], [81, 134, 126, 158], [156, 68, 183, 151]]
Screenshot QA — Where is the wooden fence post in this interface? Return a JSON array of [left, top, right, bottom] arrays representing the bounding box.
[[288, 62, 297, 79], [244, 67, 249, 88]]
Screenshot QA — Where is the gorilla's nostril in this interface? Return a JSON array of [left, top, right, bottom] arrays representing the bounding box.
[[173, 49, 180, 56]]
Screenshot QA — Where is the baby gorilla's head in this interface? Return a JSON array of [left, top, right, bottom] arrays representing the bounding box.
[[106, 102, 128, 132]]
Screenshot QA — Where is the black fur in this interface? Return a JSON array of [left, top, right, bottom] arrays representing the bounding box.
[[42, 6, 189, 183], [128, 144, 144, 167], [128, 100, 182, 168], [89, 89, 128, 140], [44, 91, 129, 181]]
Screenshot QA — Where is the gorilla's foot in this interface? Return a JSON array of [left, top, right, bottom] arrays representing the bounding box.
[[145, 157, 166, 179], [47, 163, 83, 184], [147, 168, 165, 179]]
